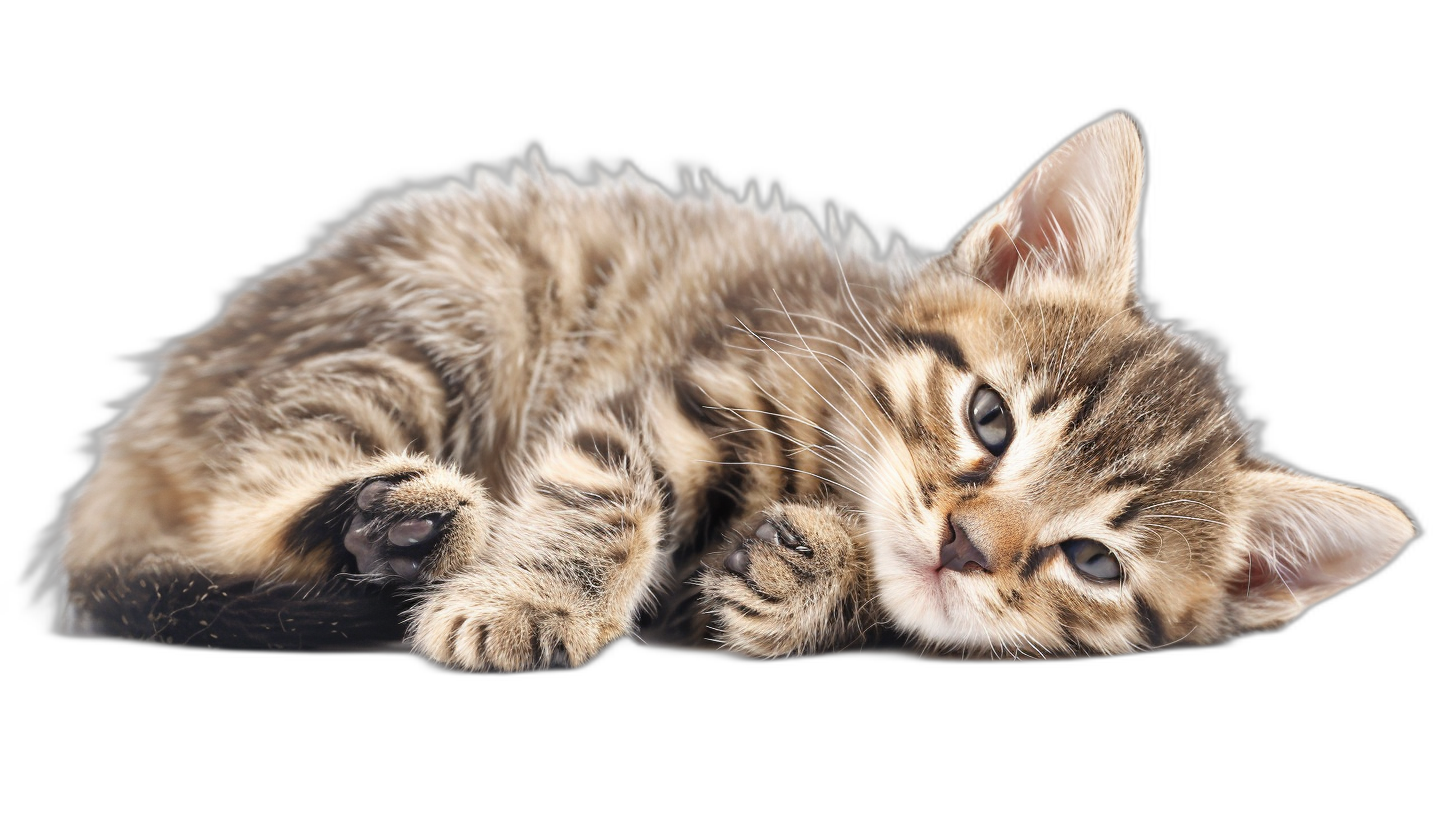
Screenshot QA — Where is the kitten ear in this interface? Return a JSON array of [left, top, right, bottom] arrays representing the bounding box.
[[953, 112, 1144, 303], [1228, 467, 1415, 631]]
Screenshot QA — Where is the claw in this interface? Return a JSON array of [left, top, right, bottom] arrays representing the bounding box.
[[757, 518, 812, 555]]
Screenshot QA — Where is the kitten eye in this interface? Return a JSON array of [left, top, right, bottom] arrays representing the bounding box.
[[1062, 539, 1122, 581], [968, 385, 1012, 456]]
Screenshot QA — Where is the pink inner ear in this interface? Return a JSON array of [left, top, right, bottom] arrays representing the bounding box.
[[978, 170, 1086, 292], [983, 223, 1022, 291], [1232, 551, 1294, 599], [955, 114, 1144, 298]]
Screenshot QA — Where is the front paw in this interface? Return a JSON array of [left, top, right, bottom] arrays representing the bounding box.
[[408, 573, 618, 671], [701, 503, 868, 658]]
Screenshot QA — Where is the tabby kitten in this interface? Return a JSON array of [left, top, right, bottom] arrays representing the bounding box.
[[62, 114, 1414, 669]]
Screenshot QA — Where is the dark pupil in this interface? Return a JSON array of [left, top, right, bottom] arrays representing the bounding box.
[[970, 386, 1010, 455], [1065, 539, 1121, 581]]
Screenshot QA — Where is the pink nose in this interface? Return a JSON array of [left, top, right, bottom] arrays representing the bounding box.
[[939, 517, 991, 573]]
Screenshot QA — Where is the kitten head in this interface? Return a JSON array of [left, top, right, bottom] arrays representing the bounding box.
[[855, 113, 1413, 655]]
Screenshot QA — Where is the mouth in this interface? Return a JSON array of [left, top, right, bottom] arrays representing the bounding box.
[[869, 514, 1007, 650], [895, 517, 982, 584]]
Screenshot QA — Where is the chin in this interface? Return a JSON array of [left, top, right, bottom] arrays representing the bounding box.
[[869, 534, 996, 653]]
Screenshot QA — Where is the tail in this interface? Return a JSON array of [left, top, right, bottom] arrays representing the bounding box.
[[53, 565, 410, 652]]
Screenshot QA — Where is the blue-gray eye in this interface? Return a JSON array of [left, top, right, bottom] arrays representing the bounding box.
[[968, 386, 1012, 456], [1062, 539, 1122, 581]]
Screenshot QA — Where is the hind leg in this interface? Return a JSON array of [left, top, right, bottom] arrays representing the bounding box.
[[65, 344, 492, 645], [164, 340, 508, 585], [282, 452, 492, 584]]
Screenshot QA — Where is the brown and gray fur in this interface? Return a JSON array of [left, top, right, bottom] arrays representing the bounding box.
[[61, 114, 1415, 669]]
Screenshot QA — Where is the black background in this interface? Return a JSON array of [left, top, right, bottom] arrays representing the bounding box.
[[17, 39, 1438, 740]]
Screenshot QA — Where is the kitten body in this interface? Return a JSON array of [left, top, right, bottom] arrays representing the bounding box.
[[61, 114, 1414, 668]]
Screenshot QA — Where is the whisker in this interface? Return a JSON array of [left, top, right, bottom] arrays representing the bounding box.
[[694, 458, 873, 503], [1140, 498, 1228, 518], [1143, 513, 1230, 528], [965, 274, 1033, 362], [728, 315, 900, 486], [830, 248, 891, 356], [734, 371, 879, 466], [1146, 522, 1197, 564], [767, 291, 904, 470], [708, 406, 877, 483], [768, 309, 879, 353]]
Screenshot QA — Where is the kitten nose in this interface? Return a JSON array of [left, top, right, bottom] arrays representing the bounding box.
[[939, 517, 991, 573]]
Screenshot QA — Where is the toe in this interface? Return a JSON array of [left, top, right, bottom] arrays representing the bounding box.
[[387, 516, 440, 547], [356, 480, 393, 511], [724, 547, 751, 577], [388, 555, 424, 582], [343, 513, 375, 560], [346, 531, 389, 575]]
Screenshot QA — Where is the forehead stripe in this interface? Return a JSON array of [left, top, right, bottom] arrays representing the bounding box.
[[890, 327, 969, 371], [1110, 500, 1140, 529]]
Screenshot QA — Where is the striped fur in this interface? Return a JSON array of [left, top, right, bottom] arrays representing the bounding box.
[[62, 114, 1414, 668]]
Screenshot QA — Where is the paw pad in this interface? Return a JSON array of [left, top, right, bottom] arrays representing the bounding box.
[[343, 478, 452, 582]]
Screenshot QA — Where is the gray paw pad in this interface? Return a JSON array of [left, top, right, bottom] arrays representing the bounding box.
[[342, 479, 451, 582]]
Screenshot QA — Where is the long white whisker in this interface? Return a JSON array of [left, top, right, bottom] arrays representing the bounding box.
[[711, 403, 878, 479], [1143, 513, 1230, 528], [757, 316, 902, 448], [757, 339, 898, 453], [965, 274, 1033, 362], [1139, 498, 1228, 518], [749, 328, 864, 356], [1146, 522, 1197, 564], [738, 369, 881, 468], [703, 370, 888, 496], [771, 290, 902, 462], [768, 309, 881, 355], [730, 315, 887, 467], [705, 421, 871, 485], [695, 459, 873, 503], [830, 248, 891, 356]]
